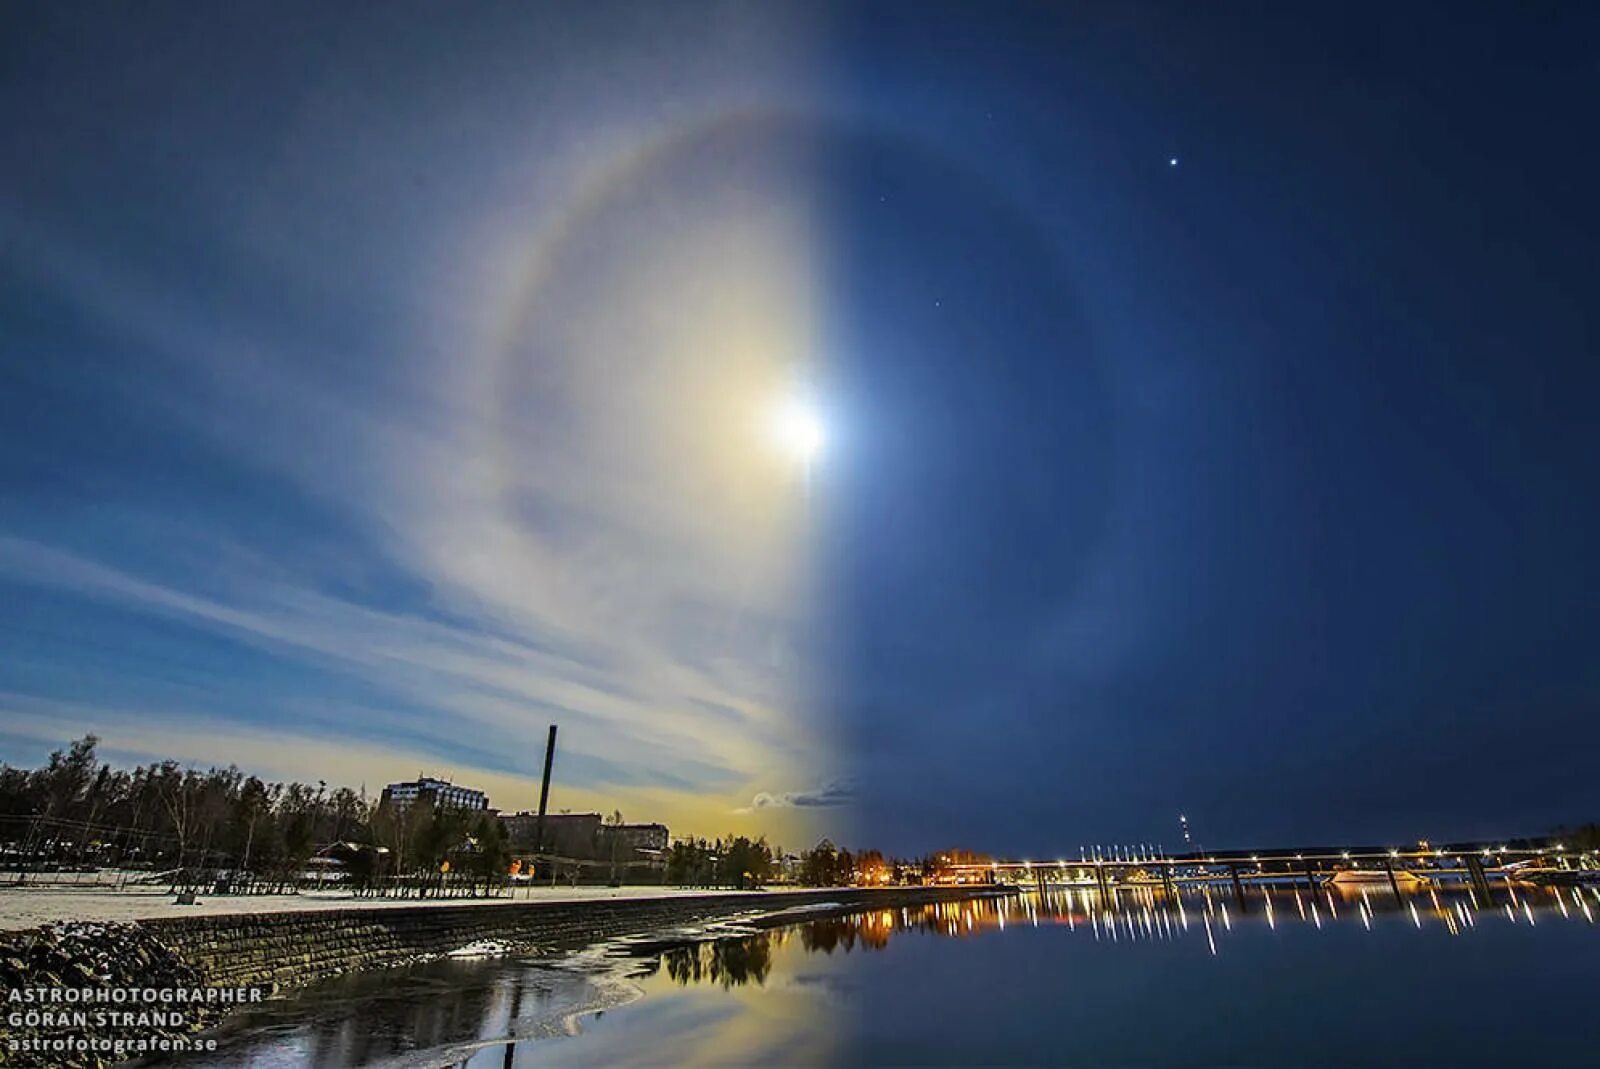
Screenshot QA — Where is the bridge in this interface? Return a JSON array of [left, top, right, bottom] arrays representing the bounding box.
[[943, 842, 1597, 905]]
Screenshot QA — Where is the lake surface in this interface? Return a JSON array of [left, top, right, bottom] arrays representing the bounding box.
[[200, 881, 1600, 1067]]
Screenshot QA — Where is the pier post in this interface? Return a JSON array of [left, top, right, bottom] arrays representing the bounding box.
[[1302, 858, 1317, 892], [502, 983, 522, 1068], [1161, 862, 1175, 901], [1228, 863, 1247, 910]]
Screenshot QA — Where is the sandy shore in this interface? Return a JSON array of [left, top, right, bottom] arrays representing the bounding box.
[[0, 884, 811, 932]]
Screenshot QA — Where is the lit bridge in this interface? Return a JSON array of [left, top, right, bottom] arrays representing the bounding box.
[[944, 843, 1596, 905]]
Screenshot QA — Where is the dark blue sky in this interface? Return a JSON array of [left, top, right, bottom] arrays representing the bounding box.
[[820, 3, 1600, 852], [1, 3, 1596, 853]]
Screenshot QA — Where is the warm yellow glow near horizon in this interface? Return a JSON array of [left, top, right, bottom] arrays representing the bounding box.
[[0, 702, 835, 847]]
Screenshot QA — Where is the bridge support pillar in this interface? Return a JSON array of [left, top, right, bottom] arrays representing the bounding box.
[[1383, 857, 1403, 903], [1465, 855, 1493, 902]]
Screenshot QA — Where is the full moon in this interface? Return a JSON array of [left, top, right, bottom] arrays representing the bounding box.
[[771, 397, 825, 463]]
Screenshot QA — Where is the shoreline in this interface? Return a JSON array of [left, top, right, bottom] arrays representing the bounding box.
[[200, 890, 966, 1065], [0, 885, 1012, 1067], [0, 883, 820, 934]]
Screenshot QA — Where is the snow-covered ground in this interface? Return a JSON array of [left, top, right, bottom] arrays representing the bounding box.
[[0, 884, 790, 932]]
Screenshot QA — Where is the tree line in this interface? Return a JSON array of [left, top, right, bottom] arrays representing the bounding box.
[[662, 835, 959, 888], [0, 736, 929, 893], [0, 736, 510, 892]]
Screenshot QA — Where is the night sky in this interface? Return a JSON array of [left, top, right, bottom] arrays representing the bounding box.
[[2, 3, 1596, 855]]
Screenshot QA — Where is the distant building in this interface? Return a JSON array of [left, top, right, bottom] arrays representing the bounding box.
[[504, 811, 601, 857], [380, 776, 489, 813], [501, 813, 669, 862], [602, 823, 669, 859]]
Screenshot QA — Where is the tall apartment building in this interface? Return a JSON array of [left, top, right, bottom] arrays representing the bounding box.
[[380, 776, 489, 813]]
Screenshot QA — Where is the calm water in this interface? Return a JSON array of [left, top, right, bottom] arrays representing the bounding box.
[[200, 882, 1600, 1067]]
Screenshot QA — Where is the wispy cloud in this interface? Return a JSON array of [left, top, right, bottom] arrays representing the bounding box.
[[0, 11, 844, 842], [743, 780, 856, 811]]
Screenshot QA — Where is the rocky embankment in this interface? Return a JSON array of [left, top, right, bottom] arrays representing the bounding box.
[[1, 921, 230, 1067]]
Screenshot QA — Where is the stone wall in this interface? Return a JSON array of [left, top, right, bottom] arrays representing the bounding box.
[[140, 886, 1001, 993]]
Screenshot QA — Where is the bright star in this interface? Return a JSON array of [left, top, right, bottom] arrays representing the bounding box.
[[1169, 157, 1179, 167]]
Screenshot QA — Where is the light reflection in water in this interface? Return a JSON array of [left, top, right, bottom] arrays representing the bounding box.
[[595, 882, 1600, 987], [203, 881, 1600, 1067], [614, 880, 1599, 962]]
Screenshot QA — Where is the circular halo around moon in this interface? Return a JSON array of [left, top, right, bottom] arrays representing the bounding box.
[[487, 113, 830, 565], [484, 109, 1113, 686]]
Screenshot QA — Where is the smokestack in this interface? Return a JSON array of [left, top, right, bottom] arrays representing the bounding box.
[[535, 724, 558, 853]]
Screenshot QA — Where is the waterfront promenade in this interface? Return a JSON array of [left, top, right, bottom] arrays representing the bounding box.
[[0, 883, 851, 932]]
